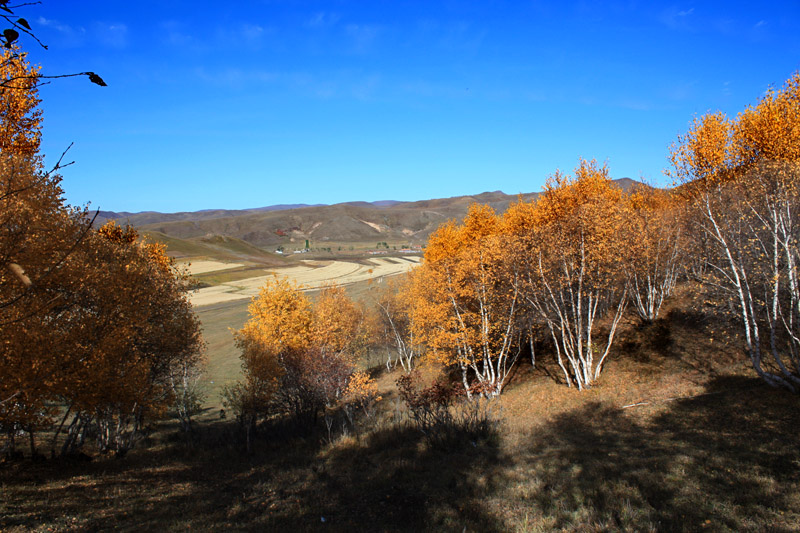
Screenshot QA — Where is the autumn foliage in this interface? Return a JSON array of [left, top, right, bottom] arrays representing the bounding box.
[[507, 160, 630, 390], [398, 71, 800, 396], [392, 74, 800, 396], [4, 13, 800, 476], [0, 47, 41, 158], [374, 274, 421, 372], [410, 203, 521, 396], [405, 160, 633, 393], [670, 72, 800, 392], [621, 186, 683, 323], [228, 278, 378, 437], [1, 46, 203, 456]]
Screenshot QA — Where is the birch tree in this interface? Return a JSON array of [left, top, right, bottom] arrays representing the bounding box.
[[374, 274, 421, 372], [504, 159, 628, 390], [622, 186, 684, 322], [411, 204, 521, 397], [671, 72, 800, 392]]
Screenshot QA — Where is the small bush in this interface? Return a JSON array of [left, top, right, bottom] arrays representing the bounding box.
[[397, 372, 498, 448]]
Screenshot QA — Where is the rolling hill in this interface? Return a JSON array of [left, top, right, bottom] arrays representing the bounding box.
[[108, 179, 640, 255]]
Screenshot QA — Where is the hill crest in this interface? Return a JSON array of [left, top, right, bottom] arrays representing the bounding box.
[[106, 179, 639, 254]]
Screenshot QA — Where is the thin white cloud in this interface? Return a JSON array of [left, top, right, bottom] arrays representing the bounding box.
[[216, 23, 271, 49], [439, 21, 485, 52], [36, 16, 86, 46], [617, 99, 653, 111], [306, 12, 340, 28], [749, 19, 769, 42], [400, 80, 467, 100], [660, 6, 696, 30], [95, 22, 128, 48], [663, 80, 697, 101], [193, 66, 279, 88], [37, 16, 74, 33], [38, 17, 128, 49], [192, 66, 383, 101], [160, 20, 204, 50], [352, 74, 381, 100], [241, 24, 265, 42]]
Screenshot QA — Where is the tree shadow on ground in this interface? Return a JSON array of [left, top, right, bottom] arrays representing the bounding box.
[[1, 414, 507, 532], [512, 374, 800, 531], [221, 420, 508, 532], [3, 375, 799, 532]]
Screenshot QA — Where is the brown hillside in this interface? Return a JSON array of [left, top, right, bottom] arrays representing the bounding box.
[[119, 179, 641, 251]]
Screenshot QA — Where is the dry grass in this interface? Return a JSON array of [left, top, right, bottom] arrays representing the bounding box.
[[3, 288, 800, 532]]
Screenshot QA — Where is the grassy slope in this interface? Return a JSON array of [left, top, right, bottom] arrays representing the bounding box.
[[195, 299, 251, 403], [144, 230, 288, 266], [3, 286, 799, 532]]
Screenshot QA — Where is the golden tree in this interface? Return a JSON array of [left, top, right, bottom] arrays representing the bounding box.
[[1, 218, 203, 456], [671, 72, 800, 392], [411, 203, 521, 397], [230, 278, 376, 437], [0, 47, 41, 158], [0, 46, 93, 437], [48, 222, 203, 455], [621, 185, 684, 322], [505, 159, 629, 390]]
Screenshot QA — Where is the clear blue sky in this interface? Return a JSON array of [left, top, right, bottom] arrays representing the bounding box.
[[22, 1, 800, 213]]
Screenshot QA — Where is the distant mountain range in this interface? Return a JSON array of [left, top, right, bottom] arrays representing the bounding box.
[[96, 203, 328, 226], [99, 179, 638, 258]]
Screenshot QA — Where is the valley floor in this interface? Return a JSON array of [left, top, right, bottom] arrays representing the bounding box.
[[189, 256, 420, 307]]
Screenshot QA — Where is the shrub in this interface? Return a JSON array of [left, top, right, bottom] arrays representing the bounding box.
[[397, 372, 498, 448]]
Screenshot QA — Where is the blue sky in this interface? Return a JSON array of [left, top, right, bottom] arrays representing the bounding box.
[[21, 1, 800, 212]]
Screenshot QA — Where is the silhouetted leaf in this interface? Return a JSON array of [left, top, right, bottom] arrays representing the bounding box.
[[87, 72, 107, 87], [16, 18, 30, 30], [3, 28, 19, 43]]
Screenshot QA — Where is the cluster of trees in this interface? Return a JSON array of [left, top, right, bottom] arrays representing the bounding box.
[[374, 73, 800, 396], [399, 160, 679, 394], [670, 73, 800, 392], [1, 47, 203, 457], [224, 279, 379, 447]]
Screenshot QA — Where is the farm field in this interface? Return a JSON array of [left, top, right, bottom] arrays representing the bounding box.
[[189, 256, 420, 307], [194, 298, 251, 403], [178, 260, 244, 275]]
